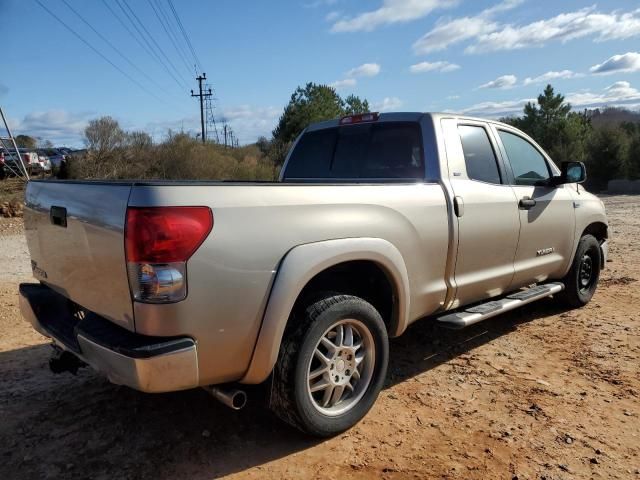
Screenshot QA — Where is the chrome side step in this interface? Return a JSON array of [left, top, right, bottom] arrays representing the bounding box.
[[437, 282, 564, 329]]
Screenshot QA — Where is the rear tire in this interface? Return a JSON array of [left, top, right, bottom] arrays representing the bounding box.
[[270, 294, 389, 437], [557, 234, 601, 308]]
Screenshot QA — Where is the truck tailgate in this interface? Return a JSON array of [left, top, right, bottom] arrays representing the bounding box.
[[24, 181, 135, 331]]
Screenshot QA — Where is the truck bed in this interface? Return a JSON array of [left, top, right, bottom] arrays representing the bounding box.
[[24, 178, 450, 385]]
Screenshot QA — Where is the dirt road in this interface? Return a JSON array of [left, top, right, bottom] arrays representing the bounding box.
[[1, 196, 638, 479]]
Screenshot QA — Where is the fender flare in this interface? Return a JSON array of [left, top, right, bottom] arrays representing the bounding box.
[[240, 237, 410, 384]]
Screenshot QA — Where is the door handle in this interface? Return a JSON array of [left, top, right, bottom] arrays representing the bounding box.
[[453, 196, 464, 217], [519, 197, 536, 210]]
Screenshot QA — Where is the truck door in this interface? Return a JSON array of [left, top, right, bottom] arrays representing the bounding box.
[[492, 126, 576, 289], [440, 119, 520, 308]]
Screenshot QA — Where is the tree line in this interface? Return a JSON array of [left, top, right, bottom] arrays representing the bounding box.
[[64, 82, 370, 181], [502, 85, 640, 191], [42, 82, 640, 190]]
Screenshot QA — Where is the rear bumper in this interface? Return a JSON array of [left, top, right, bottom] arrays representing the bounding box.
[[19, 283, 199, 393]]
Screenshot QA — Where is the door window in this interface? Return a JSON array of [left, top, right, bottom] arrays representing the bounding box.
[[498, 130, 551, 186], [458, 125, 501, 184]]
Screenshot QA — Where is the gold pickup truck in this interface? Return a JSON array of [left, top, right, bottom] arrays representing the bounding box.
[[19, 112, 608, 436]]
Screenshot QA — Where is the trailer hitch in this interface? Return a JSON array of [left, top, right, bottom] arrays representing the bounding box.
[[49, 345, 86, 375]]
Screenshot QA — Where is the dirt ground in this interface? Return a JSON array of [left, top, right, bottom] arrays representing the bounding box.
[[0, 196, 638, 480]]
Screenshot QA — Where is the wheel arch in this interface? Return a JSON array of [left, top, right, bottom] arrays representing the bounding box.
[[240, 238, 410, 384], [581, 221, 608, 242], [582, 221, 609, 269]]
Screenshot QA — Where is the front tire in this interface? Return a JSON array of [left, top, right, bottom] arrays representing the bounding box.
[[558, 234, 601, 308], [270, 294, 389, 437]]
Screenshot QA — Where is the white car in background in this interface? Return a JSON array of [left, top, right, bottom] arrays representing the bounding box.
[[37, 152, 52, 173]]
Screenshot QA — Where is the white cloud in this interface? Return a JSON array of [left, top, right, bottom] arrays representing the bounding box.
[[330, 78, 357, 90], [149, 105, 282, 144], [451, 99, 528, 117], [480, 0, 524, 17], [453, 98, 533, 117], [346, 63, 381, 78], [523, 70, 578, 86], [590, 52, 640, 75], [11, 110, 95, 146], [331, 0, 458, 33], [478, 74, 517, 89], [412, 0, 521, 54], [414, 5, 640, 55], [305, 0, 339, 8], [373, 97, 404, 112], [217, 105, 281, 143], [414, 16, 497, 54], [468, 7, 640, 54], [331, 62, 381, 90], [409, 60, 460, 73], [9, 104, 281, 147], [566, 81, 640, 109], [455, 81, 640, 118]]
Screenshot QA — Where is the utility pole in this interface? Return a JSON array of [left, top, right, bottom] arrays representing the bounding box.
[[223, 124, 228, 148], [191, 73, 212, 143]]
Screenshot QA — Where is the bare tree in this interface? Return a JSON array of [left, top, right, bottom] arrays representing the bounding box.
[[125, 131, 153, 150], [84, 116, 124, 155]]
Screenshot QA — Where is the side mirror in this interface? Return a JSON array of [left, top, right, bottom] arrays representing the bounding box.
[[552, 161, 586, 185]]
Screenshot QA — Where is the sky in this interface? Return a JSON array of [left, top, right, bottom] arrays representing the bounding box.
[[2, 0, 640, 147]]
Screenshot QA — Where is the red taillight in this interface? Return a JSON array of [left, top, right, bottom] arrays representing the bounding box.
[[125, 206, 213, 263], [339, 112, 379, 125]]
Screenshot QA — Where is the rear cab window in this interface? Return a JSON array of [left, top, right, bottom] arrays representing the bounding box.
[[283, 122, 424, 181]]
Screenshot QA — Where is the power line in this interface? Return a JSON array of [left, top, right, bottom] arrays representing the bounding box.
[[167, 0, 203, 73], [154, 0, 195, 74], [146, 0, 192, 76], [60, 0, 176, 101], [114, 0, 187, 91], [34, 0, 165, 105], [101, 0, 160, 69], [120, 0, 190, 89]]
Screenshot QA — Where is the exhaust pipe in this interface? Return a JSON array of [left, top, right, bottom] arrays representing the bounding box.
[[49, 348, 86, 375], [205, 386, 247, 410]]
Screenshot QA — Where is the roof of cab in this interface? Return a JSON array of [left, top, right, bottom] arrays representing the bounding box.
[[305, 112, 513, 132]]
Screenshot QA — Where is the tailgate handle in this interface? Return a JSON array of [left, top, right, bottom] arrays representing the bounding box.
[[50, 206, 67, 228]]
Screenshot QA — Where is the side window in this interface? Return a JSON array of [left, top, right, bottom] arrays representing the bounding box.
[[498, 130, 551, 186], [458, 125, 501, 184]]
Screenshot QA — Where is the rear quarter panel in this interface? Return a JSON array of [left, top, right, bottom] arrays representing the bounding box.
[[128, 183, 449, 385]]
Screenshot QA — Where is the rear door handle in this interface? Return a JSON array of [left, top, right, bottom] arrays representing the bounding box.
[[453, 196, 464, 217], [519, 197, 536, 210]]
